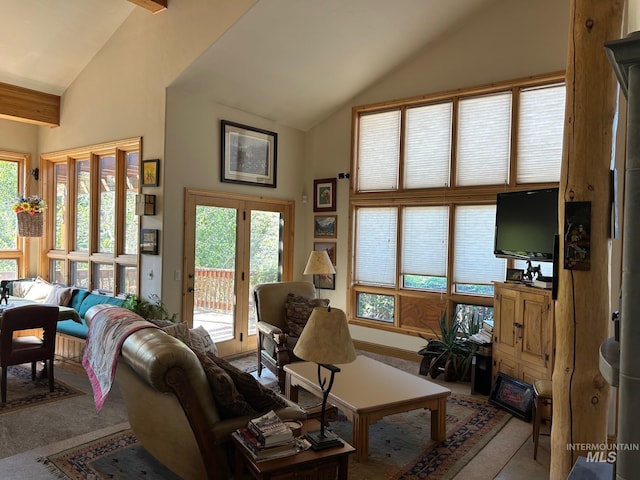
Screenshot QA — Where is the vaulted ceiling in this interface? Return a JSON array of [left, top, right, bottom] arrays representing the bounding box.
[[0, 0, 494, 131]]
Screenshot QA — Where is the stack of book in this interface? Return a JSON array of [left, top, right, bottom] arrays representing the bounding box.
[[469, 321, 494, 347], [233, 410, 298, 462]]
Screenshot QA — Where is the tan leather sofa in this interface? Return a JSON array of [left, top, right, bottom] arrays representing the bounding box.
[[85, 305, 306, 480], [254, 281, 316, 392]]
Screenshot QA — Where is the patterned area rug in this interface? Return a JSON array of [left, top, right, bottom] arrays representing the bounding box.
[[39, 392, 509, 479], [0, 365, 84, 415]]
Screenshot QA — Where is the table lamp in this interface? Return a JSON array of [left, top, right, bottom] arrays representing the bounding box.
[[303, 250, 336, 298], [293, 305, 356, 450]]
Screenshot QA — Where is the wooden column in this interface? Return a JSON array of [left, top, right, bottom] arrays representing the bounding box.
[[551, 1, 623, 478]]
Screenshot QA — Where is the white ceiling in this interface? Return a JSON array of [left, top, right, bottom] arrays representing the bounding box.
[[0, 0, 494, 131]]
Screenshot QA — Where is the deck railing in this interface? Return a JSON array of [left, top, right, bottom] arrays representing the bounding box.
[[194, 267, 234, 311]]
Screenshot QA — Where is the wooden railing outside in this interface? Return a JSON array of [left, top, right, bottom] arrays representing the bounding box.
[[194, 267, 234, 312]]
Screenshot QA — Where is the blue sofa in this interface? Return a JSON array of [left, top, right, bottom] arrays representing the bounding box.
[[55, 289, 125, 339]]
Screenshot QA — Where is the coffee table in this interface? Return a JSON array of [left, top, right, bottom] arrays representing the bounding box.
[[284, 355, 451, 462]]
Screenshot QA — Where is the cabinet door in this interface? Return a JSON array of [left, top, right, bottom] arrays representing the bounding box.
[[494, 286, 518, 358], [519, 291, 551, 371], [493, 351, 517, 380], [520, 362, 548, 385]]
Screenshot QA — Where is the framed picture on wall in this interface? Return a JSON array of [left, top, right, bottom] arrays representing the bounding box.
[[314, 215, 337, 238], [142, 159, 160, 187], [313, 274, 335, 290], [140, 229, 159, 255], [313, 178, 336, 212], [314, 242, 336, 265], [221, 120, 277, 188]]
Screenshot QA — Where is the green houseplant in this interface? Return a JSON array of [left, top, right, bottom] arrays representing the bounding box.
[[418, 312, 479, 382], [123, 294, 177, 322]]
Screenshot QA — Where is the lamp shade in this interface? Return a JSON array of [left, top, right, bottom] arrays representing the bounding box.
[[293, 306, 356, 365], [303, 250, 336, 275]]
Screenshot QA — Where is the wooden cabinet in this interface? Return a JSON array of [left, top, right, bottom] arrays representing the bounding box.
[[492, 282, 554, 384]]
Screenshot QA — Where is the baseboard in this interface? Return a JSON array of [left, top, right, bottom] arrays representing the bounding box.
[[352, 340, 422, 362]]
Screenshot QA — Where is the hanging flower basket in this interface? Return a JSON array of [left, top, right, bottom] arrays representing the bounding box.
[[13, 195, 46, 237], [17, 212, 44, 237]]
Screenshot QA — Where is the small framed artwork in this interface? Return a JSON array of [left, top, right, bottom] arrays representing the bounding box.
[[313, 274, 335, 290], [140, 229, 159, 255], [314, 215, 337, 238], [564, 201, 591, 271], [142, 159, 160, 187], [313, 178, 336, 212], [506, 268, 524, 283], [489, 373, 534, 421], [314, 242, 336, 265], [221, 120, 277, 188]]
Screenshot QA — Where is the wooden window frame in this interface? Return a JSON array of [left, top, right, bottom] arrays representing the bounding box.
[[349, 73, 565, 337]]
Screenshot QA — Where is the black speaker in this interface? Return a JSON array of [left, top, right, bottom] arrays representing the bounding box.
[[552, 234, 559, 300]]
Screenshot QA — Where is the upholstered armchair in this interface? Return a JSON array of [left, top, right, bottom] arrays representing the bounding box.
[[254, 281, 328, 392]]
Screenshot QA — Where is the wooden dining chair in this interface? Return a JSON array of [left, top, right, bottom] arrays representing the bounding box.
[[0, 304, 59, 403]]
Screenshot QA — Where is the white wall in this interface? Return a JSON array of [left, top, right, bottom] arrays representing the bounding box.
[[304, 0, 570, 350], [33, 0, 256, 301], [163, 88, 308, 319], [0, 119, 37, 154]]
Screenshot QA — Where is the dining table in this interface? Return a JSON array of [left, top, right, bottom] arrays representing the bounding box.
[[0, 296, 82, 323]]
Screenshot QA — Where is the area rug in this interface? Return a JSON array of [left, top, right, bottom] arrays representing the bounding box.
[[0, 365, 84, 415], [38, 392, 509, 480]]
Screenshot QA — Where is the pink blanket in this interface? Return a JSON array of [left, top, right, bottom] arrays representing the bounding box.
[[82, 307, 157, 411]]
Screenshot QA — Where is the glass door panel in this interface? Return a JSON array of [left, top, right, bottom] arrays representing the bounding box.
[[192, 205, 237, 345], [183, 191, 294, 357], [248, 210, 283, 335]]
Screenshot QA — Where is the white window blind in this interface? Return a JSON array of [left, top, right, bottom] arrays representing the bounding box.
[[517, 84, 566, 183], [404, 102, 452, 189], [402, 206, 449, 276], [453, 205, 505, 285], [355, 207, 397, 286], [456, 92, 512, 186], [357, 110, 401, 191]]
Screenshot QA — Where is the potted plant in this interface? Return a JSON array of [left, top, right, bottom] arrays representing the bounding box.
[[418, 312, 479, 382], [123, 294, 177, 322]]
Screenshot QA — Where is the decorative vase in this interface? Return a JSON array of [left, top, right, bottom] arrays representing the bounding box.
[[17, 212, 44, 237]]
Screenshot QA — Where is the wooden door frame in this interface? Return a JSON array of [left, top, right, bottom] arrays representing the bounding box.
[[182, 188, 295, 354]]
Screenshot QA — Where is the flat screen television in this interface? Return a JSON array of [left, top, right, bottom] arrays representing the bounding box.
[[494, 187, 559, 261]]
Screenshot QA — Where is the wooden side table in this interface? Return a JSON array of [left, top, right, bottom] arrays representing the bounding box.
[[233, 419, 354, 480]]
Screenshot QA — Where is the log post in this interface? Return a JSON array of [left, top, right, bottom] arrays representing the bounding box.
[[551, 1, 623, 478]]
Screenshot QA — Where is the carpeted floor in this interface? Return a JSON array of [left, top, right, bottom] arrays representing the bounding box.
[[36, 353, 511, 480], [0, 353, 545, 479], [0, 365, 84, 416]]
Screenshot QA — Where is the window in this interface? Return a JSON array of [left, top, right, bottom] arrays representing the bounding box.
[[41, 138, 141, 295], [351, 74, 564, 335], [0, 151, 29, 279]]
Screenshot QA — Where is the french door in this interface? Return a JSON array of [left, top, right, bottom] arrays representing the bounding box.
[[183, 189, 294, 357]]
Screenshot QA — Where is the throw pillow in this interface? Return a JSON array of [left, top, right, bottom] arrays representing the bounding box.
[[209, 353, 288, 412], [23, 277, 54, 303], [161, 322, 191, 344], [146, 318, 175, 328], [285, 294, 329, 337], [43, 285, 73, 306], [189, 326, 218, 356], [194, 350, 255, 419]]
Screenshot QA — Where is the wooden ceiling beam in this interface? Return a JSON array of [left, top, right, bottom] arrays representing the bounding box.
[[127, 0, 167, 14], [0, 82, 60, 127]]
